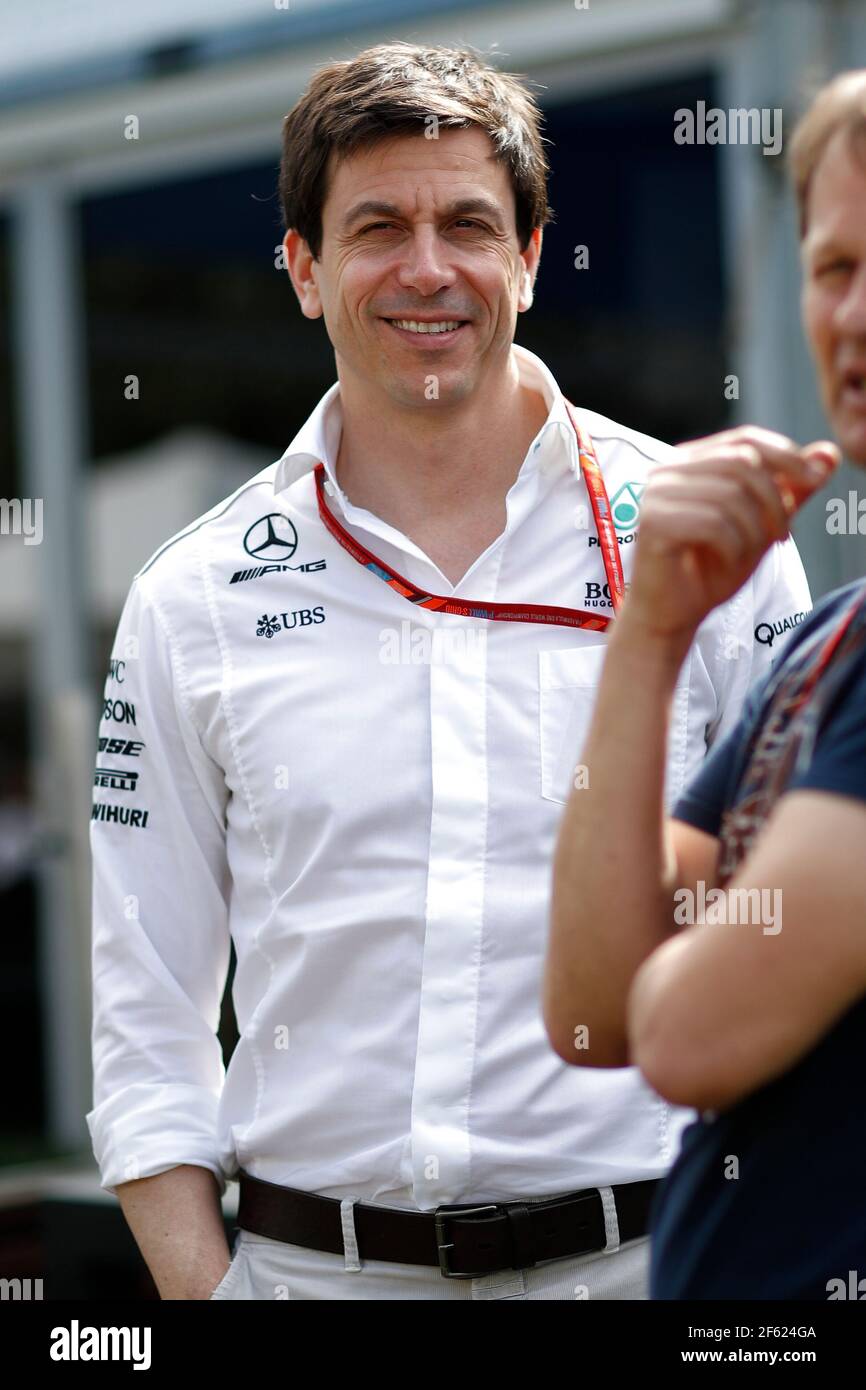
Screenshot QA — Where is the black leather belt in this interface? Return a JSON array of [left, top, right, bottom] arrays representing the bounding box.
[[236, 1169, 658, 1278]]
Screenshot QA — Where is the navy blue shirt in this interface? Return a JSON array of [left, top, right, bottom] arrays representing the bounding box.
[[650, 579, 866, 1300]]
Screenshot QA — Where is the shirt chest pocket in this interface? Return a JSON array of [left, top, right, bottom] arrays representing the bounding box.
[[539, 645, 609, 804], [538, 643, 694, 807]]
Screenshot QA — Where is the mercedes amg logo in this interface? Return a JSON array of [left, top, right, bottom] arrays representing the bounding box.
[[243, 513, 299, 561]]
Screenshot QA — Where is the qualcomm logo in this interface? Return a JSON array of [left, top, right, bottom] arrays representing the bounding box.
[[610, 481, 644, 532]]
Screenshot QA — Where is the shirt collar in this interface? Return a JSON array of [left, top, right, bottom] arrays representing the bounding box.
[[272, 342, 578, 500]]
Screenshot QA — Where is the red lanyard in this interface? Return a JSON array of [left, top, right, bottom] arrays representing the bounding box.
[[313, 398, 625, 632]]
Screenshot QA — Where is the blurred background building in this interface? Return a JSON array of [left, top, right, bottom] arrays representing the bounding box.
[[0, 0, 864, 1297]]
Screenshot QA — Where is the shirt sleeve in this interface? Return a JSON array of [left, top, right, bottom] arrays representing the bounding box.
[[704, 533, 812, 749], [785, 655, 866, 807], [672, 679, 765, 837], [86, 574, 232, 1197]]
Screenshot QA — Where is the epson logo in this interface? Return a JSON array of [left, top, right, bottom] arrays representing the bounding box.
[[102, 698, 136, 726]]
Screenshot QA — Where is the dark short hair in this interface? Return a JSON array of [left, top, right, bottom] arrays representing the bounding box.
[[789, 69, 866, 237], [279, 40, 554, 259]]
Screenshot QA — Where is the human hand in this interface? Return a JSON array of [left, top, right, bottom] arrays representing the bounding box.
[[621, 426, 840, 645]]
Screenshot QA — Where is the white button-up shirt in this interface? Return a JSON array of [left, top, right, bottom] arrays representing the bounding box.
[[86, 343, 811, 1210]]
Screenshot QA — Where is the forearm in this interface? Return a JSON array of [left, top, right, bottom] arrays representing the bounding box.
[[116, 1164, 230, 1300], [543, 610, 692, 1066]]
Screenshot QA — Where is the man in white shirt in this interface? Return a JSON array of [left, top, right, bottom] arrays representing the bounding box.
[[86, 40, 810, 1301]]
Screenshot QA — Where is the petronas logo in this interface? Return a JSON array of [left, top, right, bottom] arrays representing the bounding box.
[[610, 481, 644, 532]]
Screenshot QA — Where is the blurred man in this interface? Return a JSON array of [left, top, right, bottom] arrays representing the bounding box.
[[86, 42, 810, 1301], [544, 69, 866, 1299]]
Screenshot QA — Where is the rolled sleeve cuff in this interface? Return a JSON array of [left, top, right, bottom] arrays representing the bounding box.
[[671, 794, 723, 838], [86, 1081, 227, 1198]]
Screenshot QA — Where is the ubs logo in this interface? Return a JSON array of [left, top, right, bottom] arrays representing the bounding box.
[[256, 608, 326, 638]]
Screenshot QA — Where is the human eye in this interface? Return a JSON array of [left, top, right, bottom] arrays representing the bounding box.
[[815, 257, 855, 278]]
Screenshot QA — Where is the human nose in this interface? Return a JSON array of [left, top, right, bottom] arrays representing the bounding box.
[[395, 227, 457, 296], [835, 262, 866, 339]]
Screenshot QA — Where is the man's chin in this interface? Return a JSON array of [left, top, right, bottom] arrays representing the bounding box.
[[383, 367, 475, 405], [833, 418, 866, 468]]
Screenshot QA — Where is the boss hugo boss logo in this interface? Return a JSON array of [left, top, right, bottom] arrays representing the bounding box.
[[256, 607, 326, 638], [584, 582, 615, 609]]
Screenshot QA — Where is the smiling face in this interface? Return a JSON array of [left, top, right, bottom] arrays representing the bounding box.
[[283, 125, 541, 408], [801, 125, 866, 465]]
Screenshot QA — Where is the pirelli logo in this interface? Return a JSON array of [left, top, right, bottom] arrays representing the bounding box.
[[94, 767, 139, 792]]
